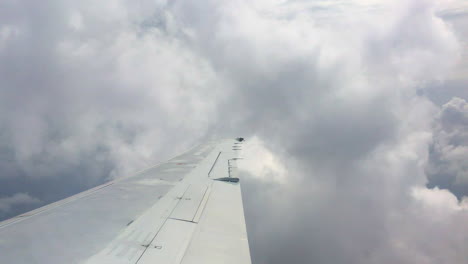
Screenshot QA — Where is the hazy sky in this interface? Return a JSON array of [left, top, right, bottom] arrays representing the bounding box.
[[0, 0, 467, 263]]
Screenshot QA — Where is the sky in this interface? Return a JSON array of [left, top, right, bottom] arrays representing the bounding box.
[[0, 0, 467, 263]]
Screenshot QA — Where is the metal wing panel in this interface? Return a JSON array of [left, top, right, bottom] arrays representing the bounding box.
[[0, 180, 174, 264], [169, 184, 209, 222], [137, 219, 196, 264], [180, 180, 251, 264], [0, 139, 251, 264]]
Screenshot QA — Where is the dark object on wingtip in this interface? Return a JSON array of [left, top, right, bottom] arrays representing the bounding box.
[[236, 137, 244, 142], [214, 177, 240, 183]]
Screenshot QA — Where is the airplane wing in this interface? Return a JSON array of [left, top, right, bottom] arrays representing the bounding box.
[[0, 138, 251, 264]]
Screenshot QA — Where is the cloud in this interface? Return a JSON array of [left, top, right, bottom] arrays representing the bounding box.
[[242, 129, 468, 264], [0, 0, 226, 213], [412, 186, 468, 212], [0, 0, 467, 263], [0, 193, 41, 217], [426, 97, 468, 199]]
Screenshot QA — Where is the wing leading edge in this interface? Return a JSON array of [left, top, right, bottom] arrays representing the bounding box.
[[0, 139, 251, 264]]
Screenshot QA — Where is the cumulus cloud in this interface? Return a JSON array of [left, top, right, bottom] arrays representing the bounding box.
[[242, 130, 468, 264], [426, 97, 468, 199], [0, 0, 226, 215], [412, 186, 468, 212], [0, 0, 467, 263]]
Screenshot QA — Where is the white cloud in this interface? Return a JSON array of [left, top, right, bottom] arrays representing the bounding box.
[[240, 136, 289, 184], [0, 0, 467, 263], [412, 186, 468, 212]]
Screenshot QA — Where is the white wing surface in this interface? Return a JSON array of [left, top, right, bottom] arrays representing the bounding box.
[[0, 139, 251, 264]]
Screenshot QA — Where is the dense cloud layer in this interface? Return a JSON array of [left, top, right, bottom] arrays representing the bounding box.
[[427, 97, 468, 198], [0, 0, 225, 217], [0, 0, 467, 263]]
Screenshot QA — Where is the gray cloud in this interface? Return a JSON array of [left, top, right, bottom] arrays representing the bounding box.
[[427, 97, 468, 199], [0, 0, 467, 263], [0, 0, 225, 219], [0, 193, 41, 218]]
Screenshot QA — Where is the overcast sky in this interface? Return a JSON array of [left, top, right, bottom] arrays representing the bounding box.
[[0, 0, 467, 263]]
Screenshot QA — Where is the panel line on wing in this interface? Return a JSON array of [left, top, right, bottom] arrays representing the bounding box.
[[170, 184, 208, 222], [134, 184, 192, 264], [168, 217, 195, 223], [192, 183, 212, 223], [208, 151, 222, 177]]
